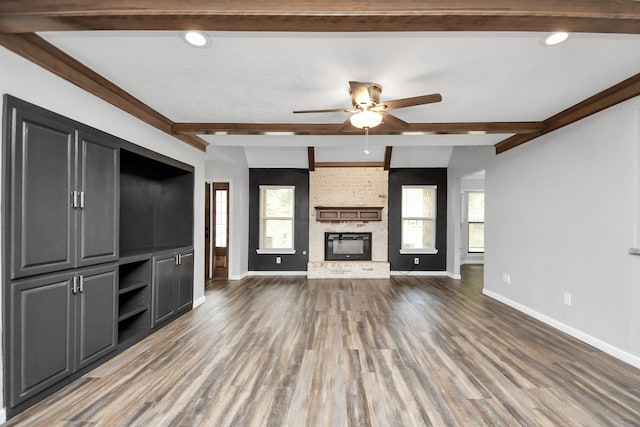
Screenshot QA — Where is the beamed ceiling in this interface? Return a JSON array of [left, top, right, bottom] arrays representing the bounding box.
[[1, 1, 639, 160]]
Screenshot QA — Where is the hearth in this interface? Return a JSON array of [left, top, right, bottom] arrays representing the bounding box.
[[325, 232, 372, 261]]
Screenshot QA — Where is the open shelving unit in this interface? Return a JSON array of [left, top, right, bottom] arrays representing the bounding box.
[[117, 257, 151, 345]]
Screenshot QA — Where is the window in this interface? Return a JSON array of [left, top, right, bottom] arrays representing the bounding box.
[[400, 186, 437, 253], [467, 191, 485, 253], [215, 187, 228, 248], [258, 186, 295, 253]]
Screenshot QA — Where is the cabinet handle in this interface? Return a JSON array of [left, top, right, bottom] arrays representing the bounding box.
[[79, 191, 85, 209], [79, 275, 84, 293], [72, 276, 78, 294], [72, 191, 79, 208], [175, 254, 179, 265], [178, 254, 182, 265]]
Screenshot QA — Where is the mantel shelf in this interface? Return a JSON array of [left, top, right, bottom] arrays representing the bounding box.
[[315, 206, 383, 222]]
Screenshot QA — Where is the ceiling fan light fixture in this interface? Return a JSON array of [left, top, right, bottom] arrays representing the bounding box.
[[350, 111, 383, 129], [543, 32, 569, 46], [183, 31, 211, 48]]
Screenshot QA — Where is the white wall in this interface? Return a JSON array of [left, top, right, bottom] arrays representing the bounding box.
[[205, 147, 250, 279], [447, 146, 495, 277], [484, 96, 640, 367], [0, 46, 207, 417]]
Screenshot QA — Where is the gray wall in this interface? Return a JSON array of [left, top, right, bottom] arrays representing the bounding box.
[[484, 97, 640, 366], [205, 147, 250, 279], [446, 146, 495, 277]]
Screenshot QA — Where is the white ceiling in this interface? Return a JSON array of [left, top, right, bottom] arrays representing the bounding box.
[[39, 30, 640, 166]]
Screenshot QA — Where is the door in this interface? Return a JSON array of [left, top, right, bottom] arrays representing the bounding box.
[[76, 129, 119, 267], [176, 252, 194, 311], [153, 253, 177, 325], [204, 183, 211, 280], [212, 183, 229, 279], [9, 272, 75, 407], [9, 104, 76, 279], [76, 265, 118, 369]]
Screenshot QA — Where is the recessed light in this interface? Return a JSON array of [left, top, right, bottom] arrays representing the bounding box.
[[183, 31, 210, 48], [263, 132, 295, 136], [543, 32, 569, 46]]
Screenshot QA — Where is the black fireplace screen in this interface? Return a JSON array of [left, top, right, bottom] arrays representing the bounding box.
[[325, 232, 372, 261]]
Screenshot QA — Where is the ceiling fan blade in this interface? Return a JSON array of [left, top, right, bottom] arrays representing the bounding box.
[[293, 108, 351, 114], [336, 117, 354, 132], [349, 81, 371, 107], [382, 94, 443, 110], [380, 111, 410, 128]]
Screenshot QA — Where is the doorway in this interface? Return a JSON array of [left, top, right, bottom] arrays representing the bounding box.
[[205, 182, 230, 280]]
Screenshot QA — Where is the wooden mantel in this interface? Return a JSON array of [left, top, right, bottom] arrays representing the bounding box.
[[315, 206, 383, 222]]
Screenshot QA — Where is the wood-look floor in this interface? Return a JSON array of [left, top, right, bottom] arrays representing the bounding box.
[[6, 265, 640, 426]]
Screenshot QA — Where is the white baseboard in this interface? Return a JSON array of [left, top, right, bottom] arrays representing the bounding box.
[[391, 271, 449, 277], [248, 271, 308, 276], [482, 289, 640, 370], [447, 272, 462, 279], [0, 408, 5, 424], [229, 272, 248, 280], [192, 296, 206, 309]]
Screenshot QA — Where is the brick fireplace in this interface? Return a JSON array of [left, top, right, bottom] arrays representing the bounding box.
[[307, 167, 390, 278]]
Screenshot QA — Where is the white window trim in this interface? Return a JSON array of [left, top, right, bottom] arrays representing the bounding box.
[[401, 184, 438, 253], [399, 248, 438, 255], [256, 248, 297, 255], [259, 185, 295, 252]]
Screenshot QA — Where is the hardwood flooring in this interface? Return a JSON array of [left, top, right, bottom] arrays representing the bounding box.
[[6, 265, 640, 426]]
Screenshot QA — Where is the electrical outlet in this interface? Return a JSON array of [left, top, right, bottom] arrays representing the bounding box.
[[502, 273, 511, 284], [276, 256, 281, 264], [564, 292, 572, 306], [414, 257, 420, 265]]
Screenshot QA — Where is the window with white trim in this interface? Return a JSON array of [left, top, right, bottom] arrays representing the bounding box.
[[401, 185, 437, 253], [259, 186, 295, 252], [467, 191, 485, 253]]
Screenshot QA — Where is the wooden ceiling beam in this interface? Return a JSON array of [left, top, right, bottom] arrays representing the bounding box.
[[315, 162, 385, 168], [172, 122, 542, 136], [384, 147, 393, 170], [1, 1, 639, 34], [308, 147, 315, 171], [495, 72, 640, 154], [0, 32, 208, 151]]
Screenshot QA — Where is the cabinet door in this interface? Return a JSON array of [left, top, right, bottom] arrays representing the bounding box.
[[76, 130, 119, 267], [153, 254, 177, 325], [9, 105, 76, 279], [76, 265, 118, 369], [176, 252, 194, 312], [9, 273, 75, 407]]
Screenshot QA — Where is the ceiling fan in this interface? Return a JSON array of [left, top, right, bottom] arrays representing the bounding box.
[[293, 81, 442, 131]]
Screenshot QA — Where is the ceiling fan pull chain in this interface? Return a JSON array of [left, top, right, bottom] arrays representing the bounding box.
[[364, 127, 370, 154]]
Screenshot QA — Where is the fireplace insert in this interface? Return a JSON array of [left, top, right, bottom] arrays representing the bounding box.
[[325, 232, 372, 261]]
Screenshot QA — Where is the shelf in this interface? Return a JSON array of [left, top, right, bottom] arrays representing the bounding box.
[[119, 280, 148, 295], [118, 305, 148, 322], [315, 206, 383, 222], [118, 327, 149, 347]]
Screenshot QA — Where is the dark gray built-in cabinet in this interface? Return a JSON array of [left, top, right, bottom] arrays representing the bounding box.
[[9, 263, 118, 407], [8, 107, 119, 280], [152, 249, 194, 325], [2, 95, 194, 418]]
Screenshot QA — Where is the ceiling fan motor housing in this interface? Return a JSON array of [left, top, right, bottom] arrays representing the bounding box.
[[352, 82, 382, 109]]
